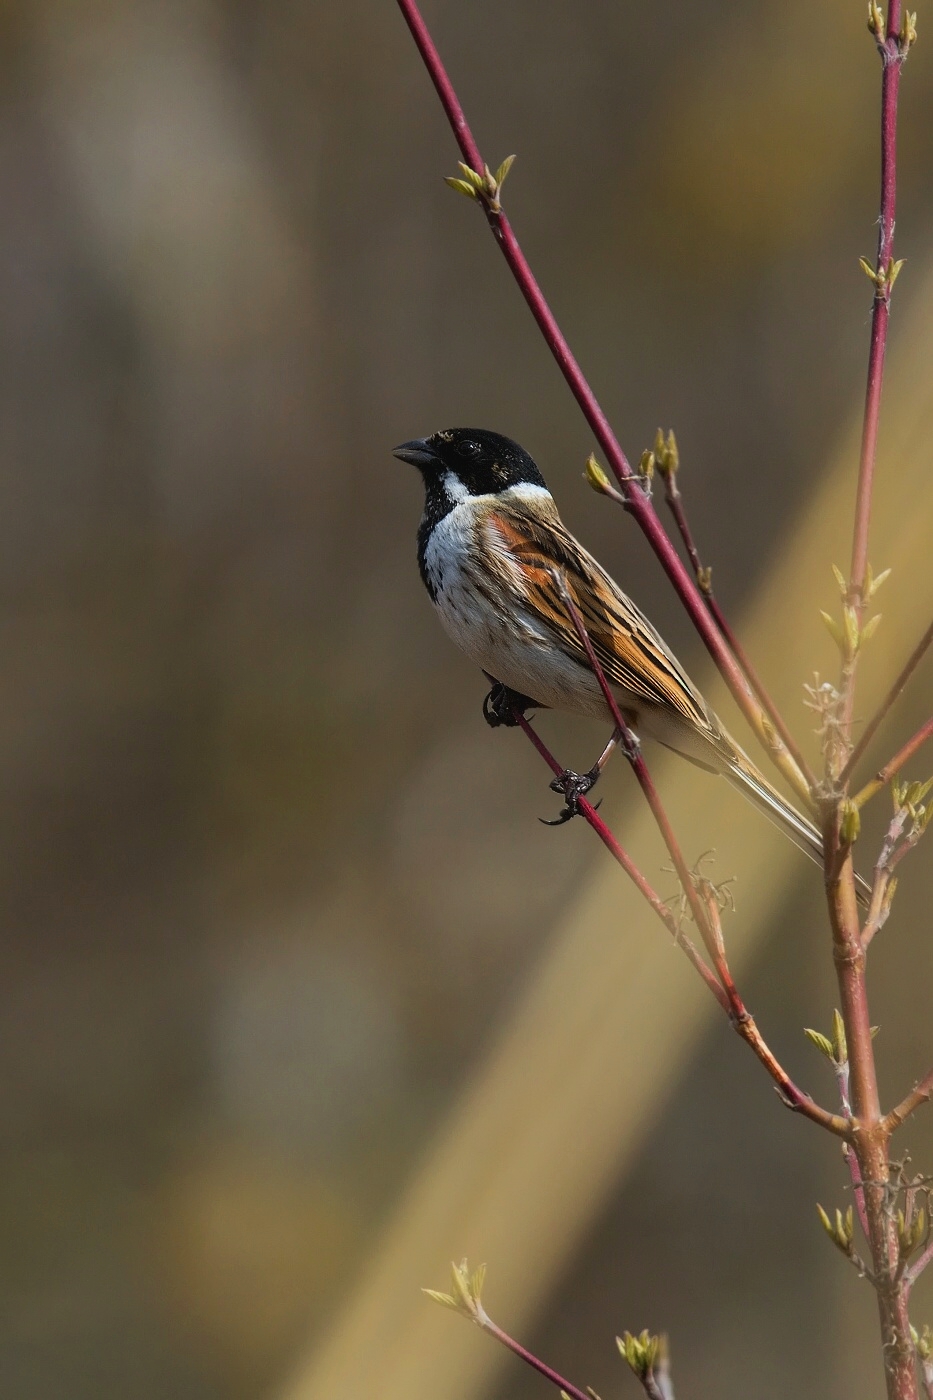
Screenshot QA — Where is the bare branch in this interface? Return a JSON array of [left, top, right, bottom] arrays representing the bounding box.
[[514, 709, 727, 1012], [512, 673, 848, 1136], [842, 0, 909, 743], [854, 715, 933, 809], [884, 1069, 933, 1136], [840, 618, 933, 785]]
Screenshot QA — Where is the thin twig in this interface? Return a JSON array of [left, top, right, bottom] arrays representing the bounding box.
[[840, 619, 933, 785], [843, 1, 906, 740], [884, 1069, 933, 1136], [514, 710, 727, 1011], [480, 1313, 594, 1400], [395, 0, 813, 811], [834, 1059, 871, 1236], [862, 807, 906, 947], [659, 470, 818, 793], [904, 1232, 933, 1295], [513, 693, 847, 1134], [549, 569, 713, 939], [861, 866, 895, 950], [853, 714, 933, 808]]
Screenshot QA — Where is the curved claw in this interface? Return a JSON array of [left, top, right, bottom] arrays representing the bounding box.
[[482, 679, 539, 728], [541, 768, 602, 825]]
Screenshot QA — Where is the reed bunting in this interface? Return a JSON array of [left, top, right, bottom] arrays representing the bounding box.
[[394, 427, 831, 873]]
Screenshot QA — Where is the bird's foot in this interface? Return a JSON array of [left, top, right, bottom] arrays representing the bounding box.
[[541, 765, 602, 826], [482, 678, 539, 728]]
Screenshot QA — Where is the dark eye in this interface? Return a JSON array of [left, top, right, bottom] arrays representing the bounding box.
[[456, 440, 481, 459]]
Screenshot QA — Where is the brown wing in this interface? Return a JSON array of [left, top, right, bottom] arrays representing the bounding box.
[[484, 499, 715, 734]]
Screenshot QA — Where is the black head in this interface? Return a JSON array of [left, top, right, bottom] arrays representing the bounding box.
[[393, 429, 549, 601], [392, 428, 547, 498]]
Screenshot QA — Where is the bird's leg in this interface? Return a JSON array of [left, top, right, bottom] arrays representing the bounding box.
[[542, 724, 625, 825], [482, 676, 540, 728]]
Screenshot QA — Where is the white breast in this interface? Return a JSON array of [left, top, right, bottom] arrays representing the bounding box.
[[422, 490, 609, 718], [422, 499, 496, 659]]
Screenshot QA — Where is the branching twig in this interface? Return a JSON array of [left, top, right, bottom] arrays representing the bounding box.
[[514, 709, 728, 1011], [549, 569, 714, 940], [395, 0, 814, 811], [854, 715, 933, 809], [904, 1234, 933, 1295], [511, 609, 848, 1138], [425, 1261, 595, 1400], [402, 0, 923, 1394], [653, 444, 818, 794], [884, 1070, 933, 1136]]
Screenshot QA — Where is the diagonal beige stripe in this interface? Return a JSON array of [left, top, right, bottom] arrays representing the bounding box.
[[278, 269, 933, 1400]]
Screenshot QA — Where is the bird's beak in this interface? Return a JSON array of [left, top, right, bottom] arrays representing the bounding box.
[[392, 438, 439, 469]]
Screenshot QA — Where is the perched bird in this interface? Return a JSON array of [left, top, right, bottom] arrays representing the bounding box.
[[394, 426, 831, 873]]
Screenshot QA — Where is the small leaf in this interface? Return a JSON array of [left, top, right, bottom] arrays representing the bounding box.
[[457, 162, 485, 190], [444, 177, 479, 200], [804, 1028, 835, 1060], [423, 1288, 460, 1310], [821, 611, 845, 650], [832, 1008, 848, 1064], [584, 454, 611, 493], [832, 564, 847, 597], [665, 430, 679, 472], [494, 153, 517, 187], [866, 565, 892, 598], [450, 1258, 473, 1312], [860, 614, 882, 646], [840, 799, 861, 845], [843, 605, 860, 656], [912, 1208, 928, 1251]]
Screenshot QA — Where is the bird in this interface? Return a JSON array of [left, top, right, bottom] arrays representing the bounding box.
[[393, 426, 841, 881]]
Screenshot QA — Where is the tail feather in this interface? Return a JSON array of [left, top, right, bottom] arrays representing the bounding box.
[[721, 746, 871, 907]]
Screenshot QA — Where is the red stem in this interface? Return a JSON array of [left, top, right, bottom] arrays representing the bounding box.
[[661, 477, 818, 791], [879, 715, 933, 784], [854, 713, 933, 808], [904, 1231, 933, 1296], [395, 0, 811, 807], [514, 707, 846, 1136], [481, 1315, 592, 1400], [514, 710, 728, 1010], [550, 571, 714, 938], [845, 2, 903, 733]]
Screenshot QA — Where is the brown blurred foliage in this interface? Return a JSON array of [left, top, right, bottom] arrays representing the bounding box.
[[0, 2, 931, 1398]]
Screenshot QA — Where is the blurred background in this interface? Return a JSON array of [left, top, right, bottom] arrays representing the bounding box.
[[1, 1, 932, 1397]]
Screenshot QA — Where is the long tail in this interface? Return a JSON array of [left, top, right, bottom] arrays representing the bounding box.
[[720, 743, 871, 907]]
